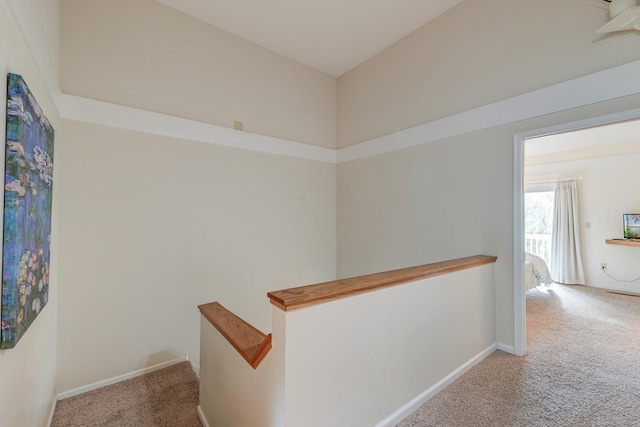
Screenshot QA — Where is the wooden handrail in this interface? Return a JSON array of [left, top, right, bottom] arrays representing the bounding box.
[[198, 302, 272, 369], [268, 255, 497, 311]]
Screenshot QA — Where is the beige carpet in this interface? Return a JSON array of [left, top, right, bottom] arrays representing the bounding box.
[[51, 361, 201, 427], [397, 284, 640, 426]]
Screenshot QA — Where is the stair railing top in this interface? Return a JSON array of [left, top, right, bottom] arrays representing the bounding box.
[[267, 255, 497, 311]]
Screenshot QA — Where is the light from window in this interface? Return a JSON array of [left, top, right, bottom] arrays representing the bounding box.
[[525, 191, 554, 267]]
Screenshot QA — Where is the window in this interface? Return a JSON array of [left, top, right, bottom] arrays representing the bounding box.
[[524, 191, 554, 268]]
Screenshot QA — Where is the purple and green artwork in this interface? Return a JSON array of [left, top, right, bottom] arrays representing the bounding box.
[[1, 73, 54, 349]]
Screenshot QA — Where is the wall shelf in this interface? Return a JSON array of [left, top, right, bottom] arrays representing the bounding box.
[[605, 239, 640, 247]]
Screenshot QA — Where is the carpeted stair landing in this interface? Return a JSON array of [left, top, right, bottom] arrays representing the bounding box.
[[51, 361, 201, 427]]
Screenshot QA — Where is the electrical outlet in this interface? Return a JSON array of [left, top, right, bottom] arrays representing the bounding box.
[[601, 263, 607, 270]]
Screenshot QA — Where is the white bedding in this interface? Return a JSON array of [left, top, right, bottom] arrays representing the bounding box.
[[525, 252, 553, 291]]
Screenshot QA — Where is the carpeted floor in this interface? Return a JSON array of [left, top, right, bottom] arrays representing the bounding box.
[[397, 283, 640, 426], [50, 285, 640, 426], [51, 361, 201, 427]]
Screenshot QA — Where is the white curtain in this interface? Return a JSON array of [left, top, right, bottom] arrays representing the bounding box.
[[550, 181, 585, 285]]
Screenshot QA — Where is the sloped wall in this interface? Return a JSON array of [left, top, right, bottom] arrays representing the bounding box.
[[56, 0, 338, 393], [60, 0, 336, 149], [336, 0, 640, 349]]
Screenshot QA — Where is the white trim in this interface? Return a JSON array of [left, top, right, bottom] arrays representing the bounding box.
[[337, 60, 640, 163], [56, 356, 188, 400], [512, 107, 640, 361], [375, 343, 498, 427], [515, 106, 640, 141], [513, 131, 526, 357], [190, 361, 200, 377], [56, 61, 640, 165], [525, 182, 556, 193], [197, 405, 213, 427], [46, 398, 57, 427], [496, 343, 516, 355], [7, 0, 640, 165], [61, 94, 337, 164], [527, 151, 640, 177]]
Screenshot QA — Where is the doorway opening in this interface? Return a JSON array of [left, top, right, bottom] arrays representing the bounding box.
[[512, 107, 640, 356]]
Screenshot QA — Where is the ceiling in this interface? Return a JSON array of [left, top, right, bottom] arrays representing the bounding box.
[[525, 118, 640, 178], [155, 0, 464, 77]]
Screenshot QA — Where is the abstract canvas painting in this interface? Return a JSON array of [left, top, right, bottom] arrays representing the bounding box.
[[1, 73, 54, 349]]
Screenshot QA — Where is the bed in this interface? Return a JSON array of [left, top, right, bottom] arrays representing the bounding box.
[[525, 252, 553, 291]]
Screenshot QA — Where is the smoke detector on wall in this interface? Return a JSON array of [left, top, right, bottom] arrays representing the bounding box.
[[598, 0, 640, 34]]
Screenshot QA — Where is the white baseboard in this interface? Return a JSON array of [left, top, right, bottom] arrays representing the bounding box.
[[57, 356, 188, 400], [586, 281, 640, 294], [374, 343, 498, 427], [496, 342, 516, 354], [197, 405, 212, 427], [190, 361, 200, 377], [46, 398, 57, 427]]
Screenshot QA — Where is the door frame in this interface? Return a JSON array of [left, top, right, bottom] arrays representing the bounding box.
[[512, 106, 640, 356]]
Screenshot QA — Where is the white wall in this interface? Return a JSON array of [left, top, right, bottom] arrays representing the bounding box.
[[337, 92, 640, 351], [7, 0, 60, 101], [198, 262, 496, 427], [337, 124, 513, 344], [282, 264, 496, 427], [199, 313, 284, 427], [579, 167, 640, 293], [337, 0, 640, 148], [56, 120, 336, 392], [336, 0, 640, 350], [0, 1, 60, 426], [60, 0, 336, 149], [56, 0, 339, 393], [27, 0, 640, 406]]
